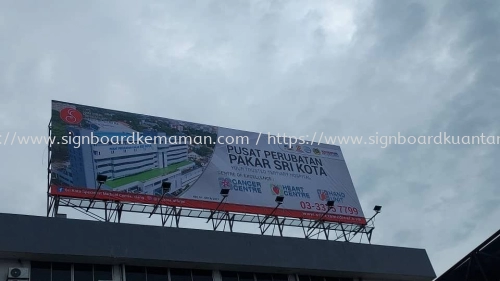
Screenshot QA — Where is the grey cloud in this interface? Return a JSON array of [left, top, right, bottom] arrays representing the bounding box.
[[369, 1, 430, 57]]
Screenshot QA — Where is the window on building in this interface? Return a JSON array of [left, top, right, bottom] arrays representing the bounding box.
[[74, 264, 93, 281], [93, 264, 112, 281], [238, 272, 254, 281], [297, 276, 310, 281], [191, 270, 212, 281], [170, 268, 192, 281], [51, 263, 71, 281], [31, 261, 52, 281], [125, 266, 146, 281], [220, 271, 238, 281], [146, 267, 169, 281], [222, 272, 288, 281], [310, 276, 324, 281], [255, 273, 272, 281], [300, 276, 352, 281], [272, 275, 288, 281]]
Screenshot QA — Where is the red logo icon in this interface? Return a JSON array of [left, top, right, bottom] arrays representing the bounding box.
[[271, 184, 281, 195], [319, 190, 329, 201], [60, 108, 83, 124]]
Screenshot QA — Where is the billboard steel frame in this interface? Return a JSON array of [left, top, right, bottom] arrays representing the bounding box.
[[46, 123, 378, 243], [47, 195, 378, 243]]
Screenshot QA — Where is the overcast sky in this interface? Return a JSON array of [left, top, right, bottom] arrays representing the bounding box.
[[1, 0, 499, 277]]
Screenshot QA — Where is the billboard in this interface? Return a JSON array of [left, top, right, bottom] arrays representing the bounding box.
[[50, 100, 367, 224]]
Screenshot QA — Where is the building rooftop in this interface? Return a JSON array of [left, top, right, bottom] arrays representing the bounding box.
[[0, 212, 436, 281], [434, 229, 500, 281]]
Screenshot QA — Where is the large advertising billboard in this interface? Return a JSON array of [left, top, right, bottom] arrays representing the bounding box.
[[50, 100, 366, 224]]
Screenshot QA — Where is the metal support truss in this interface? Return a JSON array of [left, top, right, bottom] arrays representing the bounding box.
[[47, 195, 59, 218], [86, 182, 104, 211], [206, 197, 235, 232], [158, 205, 181, 227], [103, 201, 124, 223], [300, 210, 379, 243], [300, 218, 375, 243], [258, 215, 285, 236], [303, 207, 335, 239], [54, 197, 107, 221], [146, 187, 182, 227], [48, 195, 378, 243], [46, 122, 53, 217], [149, 190, 169, 218], [49, 197, 124, 222], [302, 219, 330, 240], [208, 211, 235, 232], [257, 204, 285, 236]]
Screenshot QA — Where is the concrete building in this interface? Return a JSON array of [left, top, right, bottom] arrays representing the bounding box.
[[0, 213, 436, 281]]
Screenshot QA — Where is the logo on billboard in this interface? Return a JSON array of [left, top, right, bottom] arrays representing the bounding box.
[[317, 189, 329, 201], [303, 146, 311, 153], [270, 184, 283, 196], [296, 145, 303, 153], [313, 148, 321, 155], [57, 187, 65, 192], [218, 177, 233, 189], [321, 150, 340, 157], [317, 189, 346, 203], [218, 177, 262, 193], [60, 108, 83, 125]]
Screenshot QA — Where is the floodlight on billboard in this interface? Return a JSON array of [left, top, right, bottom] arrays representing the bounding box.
[[49, 100, 367, 225]]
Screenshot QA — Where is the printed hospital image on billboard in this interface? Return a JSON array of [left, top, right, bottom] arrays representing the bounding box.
[[50, 100, 367, 224]]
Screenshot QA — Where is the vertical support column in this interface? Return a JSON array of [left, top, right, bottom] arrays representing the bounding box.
[[113, 264, 125, 281], [340, 223, 348, 242], [174, 207, 181, 228], [47, 122, 52, 217], [212, 270, 223, 281], [53, 196, 60, 217]]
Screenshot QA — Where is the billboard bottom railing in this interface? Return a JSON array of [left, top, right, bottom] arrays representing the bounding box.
[[48, 185, 377, 243], [49, 185, 366, 224]]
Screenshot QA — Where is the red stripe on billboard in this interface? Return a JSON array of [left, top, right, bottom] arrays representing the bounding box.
[[50, 185, 367, 225]]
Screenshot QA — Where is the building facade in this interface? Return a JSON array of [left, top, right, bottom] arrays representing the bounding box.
[[0, 213, 436, 281]]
